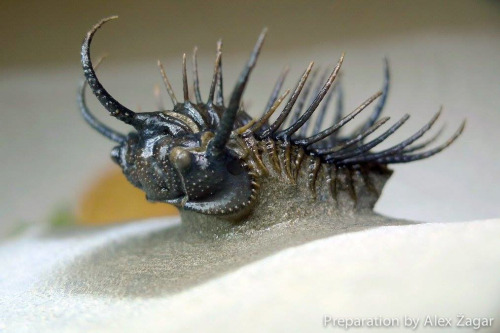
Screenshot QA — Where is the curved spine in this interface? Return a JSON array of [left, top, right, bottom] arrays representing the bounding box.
[[81, 16, 137, 125]]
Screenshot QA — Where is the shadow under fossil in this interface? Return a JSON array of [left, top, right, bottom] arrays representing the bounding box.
[[51, 160, 417, 298], [53, 212, 413, 298]]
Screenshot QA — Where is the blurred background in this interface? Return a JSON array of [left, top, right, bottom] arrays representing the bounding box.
[[1, 0, 499, 237]]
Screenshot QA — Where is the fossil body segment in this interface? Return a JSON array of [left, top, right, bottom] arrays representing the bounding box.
[[79, 17, 465, 222]]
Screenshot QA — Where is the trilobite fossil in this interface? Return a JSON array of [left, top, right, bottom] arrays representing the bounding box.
[[79, 16, 465, 223]]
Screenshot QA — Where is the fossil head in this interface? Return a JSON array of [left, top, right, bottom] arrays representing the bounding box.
[[79, 17, 265, 217]]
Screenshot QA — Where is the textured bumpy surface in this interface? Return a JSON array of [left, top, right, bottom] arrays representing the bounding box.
[[79, 17, 464, 227]]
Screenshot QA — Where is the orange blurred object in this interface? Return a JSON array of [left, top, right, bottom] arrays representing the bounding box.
[[77, 167, 179, 225]]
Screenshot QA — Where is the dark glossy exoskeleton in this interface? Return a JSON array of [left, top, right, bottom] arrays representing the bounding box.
[[79, 17, 465, 219]]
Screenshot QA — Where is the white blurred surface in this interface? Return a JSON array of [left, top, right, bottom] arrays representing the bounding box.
[[1, 1, 500, 234], [0, 218, 499, 332]]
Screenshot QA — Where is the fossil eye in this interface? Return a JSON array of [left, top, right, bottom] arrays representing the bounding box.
[[169, 147, 192, 171]]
